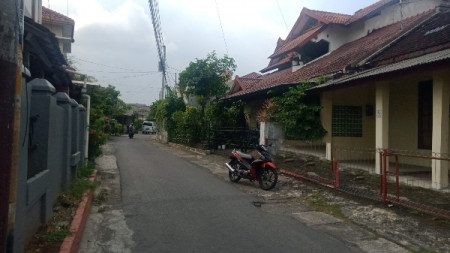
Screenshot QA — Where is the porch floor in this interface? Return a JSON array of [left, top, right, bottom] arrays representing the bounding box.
[[280, 145, 450, 191]]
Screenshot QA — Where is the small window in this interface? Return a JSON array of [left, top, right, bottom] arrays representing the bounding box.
[[332, 105, 362, 137]]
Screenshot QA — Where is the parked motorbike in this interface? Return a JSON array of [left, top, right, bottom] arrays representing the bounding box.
[[225, 144, 278, 190]]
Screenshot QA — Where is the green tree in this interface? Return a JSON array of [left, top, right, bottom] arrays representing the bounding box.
[[86, 85, 129, 157], [90, 85, 130, 117], [270, 81, 327, 141], [149, 87, 186, 139], [205, 100, 244, 129], [178, 51, 237, 114]]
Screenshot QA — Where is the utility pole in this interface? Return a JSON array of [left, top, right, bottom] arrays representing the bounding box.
[[148, 0, 167, 100], [0, 0, 22, 251]]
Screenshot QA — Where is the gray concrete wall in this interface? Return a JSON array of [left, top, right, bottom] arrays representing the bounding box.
[[12, 78, 86, 252]]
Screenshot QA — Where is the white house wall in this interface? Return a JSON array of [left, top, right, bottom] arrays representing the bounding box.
[[317, 25, 359, 52], [24, 0, 42, 23], [322, 84, 376, 158], [318, 0, 443, 53], [364, 0, 441, 35], [388, 77, 420, 151], [322, 67, 450, 189]]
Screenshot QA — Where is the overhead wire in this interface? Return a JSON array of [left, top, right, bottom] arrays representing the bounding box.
[[71, 56, 149, 72], [275, 0, 289, 31], [214, 0, 229, 55]]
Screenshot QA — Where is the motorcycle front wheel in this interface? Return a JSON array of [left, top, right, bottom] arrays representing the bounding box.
[[228, 159, 241, 183], [258, 167, 278, 190]]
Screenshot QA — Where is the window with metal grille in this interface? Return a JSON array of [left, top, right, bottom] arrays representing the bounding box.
[[332, 105, 362, 137]]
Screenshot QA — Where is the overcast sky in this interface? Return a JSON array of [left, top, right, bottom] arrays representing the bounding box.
[[47, 0, 378, 105]]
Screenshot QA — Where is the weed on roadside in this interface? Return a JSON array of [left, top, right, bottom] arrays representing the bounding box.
[[94, 188, 109, 205], [306, 191, 344, 218], [25, 162, 97, 253]]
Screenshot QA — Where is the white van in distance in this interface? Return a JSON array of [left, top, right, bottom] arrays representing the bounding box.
[[142, 121, 156, 134]]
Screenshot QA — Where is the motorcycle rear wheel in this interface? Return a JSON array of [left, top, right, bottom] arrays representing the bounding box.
[[228, 160, 241, 183], [258, 167, 278, 190]]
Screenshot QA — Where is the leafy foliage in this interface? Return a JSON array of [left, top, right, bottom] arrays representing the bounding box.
[[270, 82, 327, 141], [205, 100, 245, 129], [86, 85, 129, 158], [149, 88, 186, 140], [171, 106, 203, 145], [178, 51, 236, 111], [90, 85, 130, 117]]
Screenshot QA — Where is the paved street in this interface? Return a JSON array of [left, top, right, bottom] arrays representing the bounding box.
[[80, 134, 365, 253]]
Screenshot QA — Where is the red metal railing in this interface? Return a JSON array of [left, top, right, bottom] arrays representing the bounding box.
[[281, 146, 450, 220]]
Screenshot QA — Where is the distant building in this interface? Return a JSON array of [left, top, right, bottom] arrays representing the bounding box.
[[128, 103, 150, 120], [41, 6, 75, 59]]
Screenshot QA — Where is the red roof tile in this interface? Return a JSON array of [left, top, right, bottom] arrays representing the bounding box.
[[371, 11, 450, 65], [241, 72, 262, 79], [228, 10, 434, 99], [270, 25, 324, 58], [42, 6, 74, 25], [303, 8, 351, 25], [261, 52, 297, 73], [228, 74, 263, 95], [346, 0, 396, 24]]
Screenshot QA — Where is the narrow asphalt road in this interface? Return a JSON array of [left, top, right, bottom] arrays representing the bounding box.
[[93, 134, 362, 253]]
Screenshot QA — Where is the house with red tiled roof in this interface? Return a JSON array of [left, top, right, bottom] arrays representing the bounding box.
[[42, 6, 75, 58], [226, 0, 450, 189]]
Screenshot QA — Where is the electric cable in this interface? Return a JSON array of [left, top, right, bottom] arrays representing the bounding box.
[[275, 0, 289, 31], [214, 0, 229, 55]]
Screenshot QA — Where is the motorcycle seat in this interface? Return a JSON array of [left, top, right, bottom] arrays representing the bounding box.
[[236, 150, 253, 160]]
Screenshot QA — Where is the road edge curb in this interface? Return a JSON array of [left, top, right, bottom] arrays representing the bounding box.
[[59, 170, 97, 253]]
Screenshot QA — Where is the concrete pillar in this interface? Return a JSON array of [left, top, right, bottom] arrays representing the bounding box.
[[13, 67, 31, 253], [431, 73, 449, 189], [70, 99, 80, 178], [78, 105, 86, 162], [321, 92, 333, 160], [259, 121, 283, 154], [375, 82, 390, 174], [55, 92, 72, 189], [27, 78, 56, 238], [259, 122, 266, 145]]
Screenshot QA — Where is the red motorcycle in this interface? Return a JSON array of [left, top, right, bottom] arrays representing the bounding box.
[[225, 144, 278, 190]]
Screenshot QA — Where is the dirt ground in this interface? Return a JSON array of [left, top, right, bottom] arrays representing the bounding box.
[[272, 150, 450, 253], [24, 193, 79, 253]]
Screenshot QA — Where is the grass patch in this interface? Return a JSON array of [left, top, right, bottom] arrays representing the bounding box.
[[77, 161, 95, 178], [43, 229, 72, 242], [307, 192, 344, 218], [26, 161, 98, 252], [94, 188, 109, 205]]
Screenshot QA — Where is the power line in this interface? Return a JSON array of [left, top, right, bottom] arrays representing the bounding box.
[[275, 0, 289, 31], [71, 56, 148, 72], [100, 72, 156, 81], [166, 64, 181, 72], [88, 70, 160, 74], [214, 0, 229, 55]]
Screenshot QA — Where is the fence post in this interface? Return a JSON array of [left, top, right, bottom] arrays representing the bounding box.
[[381, 149, 388, 204], [394, 154, 399, 201], [333, 160, 339, 188]]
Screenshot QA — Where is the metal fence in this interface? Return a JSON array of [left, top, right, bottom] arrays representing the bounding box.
[[280, 146, 450, 220], [379, 149, 450, 218], [208, 127, 259, 151]]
